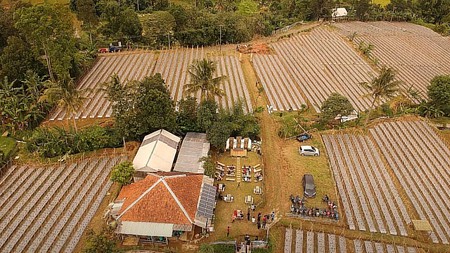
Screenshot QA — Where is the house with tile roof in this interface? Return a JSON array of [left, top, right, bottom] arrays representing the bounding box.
[[133, 129, 181, 179], [173, 132, 210, 174], [112, 173, 216, 244]]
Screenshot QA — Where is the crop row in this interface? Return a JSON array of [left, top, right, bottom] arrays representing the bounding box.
[[369, 120, 450, 244], [0, 156, 124, 252], [322, 134, 410, 235], [284, 229, 418, 253], [49, 53, 155, 120], [49, 48, 253, 121], [334, 22, 450, 98], [253, 27, 375, 112]]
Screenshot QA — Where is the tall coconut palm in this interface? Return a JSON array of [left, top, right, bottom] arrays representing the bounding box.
[[361, 66, 401, 127], [40, 74, 87, 132], [185, 59, 227, 102]]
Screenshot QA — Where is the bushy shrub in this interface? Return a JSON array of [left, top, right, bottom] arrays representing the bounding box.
[[110, 161, 134, 185], [27, 126, 122, 158]]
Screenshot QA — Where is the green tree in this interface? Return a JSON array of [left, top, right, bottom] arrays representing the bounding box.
[[355, 0, 371, 21], [427, 75, 450, 116], [0, 74, 48, 133], [142, 11, 176, 47], [197, 100, 219, 132], [105, 74, 177, 140], [0, 36, 45, 81], [84, 229, 118, 253], [177, 96, 199, 132], [199, 156, 215, 177], [75, 0, 99, 44], [319, 93, 355, 126], [207, 119, 232, 151], [14, 4, 77, 81], [237, 0, 258, 15], [185, 59, 227, 102], [111, 161, 134, 185], [39, 74, 87, 132], [361, 66, 401, 126], [99, 2, 142, 40], [417, 0, 450, 24]]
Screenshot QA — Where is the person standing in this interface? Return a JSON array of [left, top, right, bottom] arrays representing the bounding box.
[[227, 226, 230, 237]]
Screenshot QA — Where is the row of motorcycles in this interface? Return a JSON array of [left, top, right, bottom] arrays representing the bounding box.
[[290, 194, 339, 220]]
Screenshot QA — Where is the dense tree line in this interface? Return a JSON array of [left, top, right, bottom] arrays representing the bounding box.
[[0, 3, 97, 134], [67, 0, 450, 48], [104, 67, 260, 150]]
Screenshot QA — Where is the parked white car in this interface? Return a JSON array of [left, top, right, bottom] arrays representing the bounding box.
[[299, 146, 320, 156]]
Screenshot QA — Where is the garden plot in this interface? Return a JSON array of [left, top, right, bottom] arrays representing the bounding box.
[[369, 120, 450, 244], [49, 49, 253, 121], [0, 156, 124, 252], [49, 53, 155, 120], [253, 27, 375, 112], [153, 48, 253, 113], [322, 134, 410, 236], [334, 21, 450, 98], [284, 229, 419, 253]]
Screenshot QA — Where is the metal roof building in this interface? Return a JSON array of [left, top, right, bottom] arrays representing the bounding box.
[[133, 129, 181, 173], [174, 132, 210, 174]]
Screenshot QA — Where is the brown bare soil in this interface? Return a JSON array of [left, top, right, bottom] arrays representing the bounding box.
[[237, 43, 273, 54]]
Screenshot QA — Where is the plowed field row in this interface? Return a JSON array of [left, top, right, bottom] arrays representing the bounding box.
[[322, 134, 410, 236], [284, 229, 418, 253], [334, 22, 450, 98], [48, 49, 253, 121], [253, 27, 375, 112], [0, 156, 124, 252], [369, 121, 450, 244]]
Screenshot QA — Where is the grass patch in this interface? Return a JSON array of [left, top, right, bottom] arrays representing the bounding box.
[[373, 0, 390, 6], [0, 136, 17, 163], [212, 244, 235, 252], [207, 151, 266, 242]]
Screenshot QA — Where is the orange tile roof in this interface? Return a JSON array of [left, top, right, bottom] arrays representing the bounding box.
[[116, 173, 203, 225], [166, 175, 203, 221]]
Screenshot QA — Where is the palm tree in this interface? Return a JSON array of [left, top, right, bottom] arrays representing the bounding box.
[[361, 66, 401, 127], [40, 74, 87, 132], [185, 59, 227, 102]]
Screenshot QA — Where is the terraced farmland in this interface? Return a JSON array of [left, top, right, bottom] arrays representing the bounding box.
[[334, 22, 450, 98], [49, 48, 252, 121], [369, 120, 450, 244], [0, 156, 124, 252], [253, 27, 376, 112], [153, 48, 253, 113], [284, 229, 419, 253], [322, 134, 411, 236], [49, 53, 156, 120]]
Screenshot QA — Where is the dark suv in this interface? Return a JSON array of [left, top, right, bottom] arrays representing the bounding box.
[[302, 174, 316, 198]]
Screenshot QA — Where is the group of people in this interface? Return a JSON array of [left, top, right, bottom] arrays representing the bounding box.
[[242, 165, 263, 182], [289, 194, 339, 220], [215, 165, 236, 181], [232, 206, 276, 230]]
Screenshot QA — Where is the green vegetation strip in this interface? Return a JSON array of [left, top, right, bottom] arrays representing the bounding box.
[[0, 136, 17, 162]]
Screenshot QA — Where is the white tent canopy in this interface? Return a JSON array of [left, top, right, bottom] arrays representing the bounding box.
[[133, 129, 181, 173]]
